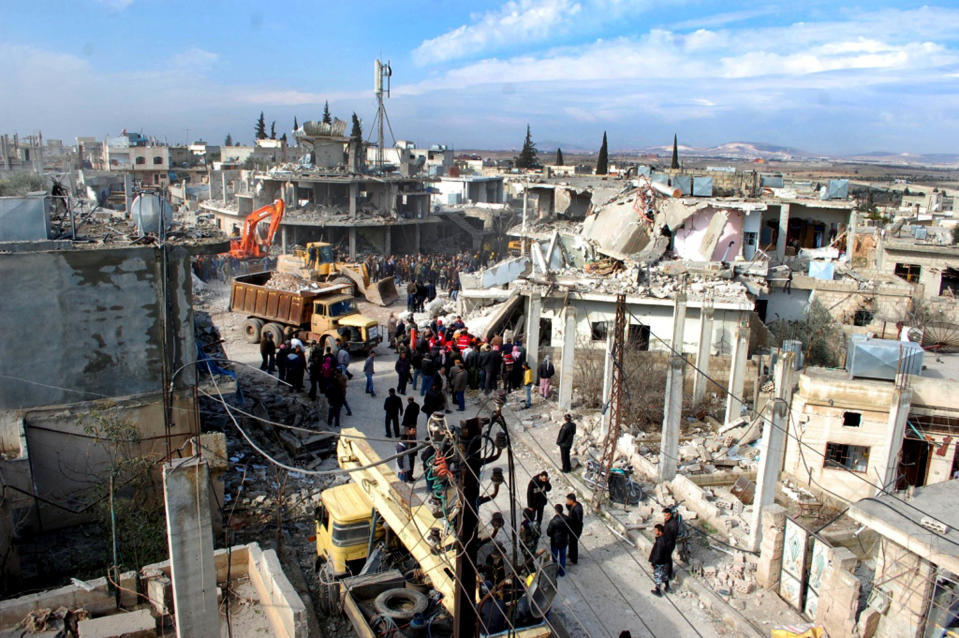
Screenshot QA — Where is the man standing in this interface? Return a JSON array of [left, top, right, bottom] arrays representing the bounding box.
[[326, 371, 345, 429], [522, 362, 533, 409], [402, 396, 420, 431], [546, 504, 569, 577], [401, 425, 417, 482], [556, 414, 577, 473], [662, 507, 679, 579], [259, 332, 275, 373], [363, 351, 376, 397], [526, 471, 552, 527], [649, 524, 671, 596], [394, 352, 411, 395], [336, 339, 353, 379], [538, 355, 555, 398], [450, 360, 467, 412], [384, 388, 403, 438], [565, 493, 584, 565]]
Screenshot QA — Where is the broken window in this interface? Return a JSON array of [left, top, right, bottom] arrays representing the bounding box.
[[940, 268, 959, 296], [628, 324, 650, 350], [894, 263, 921, 283], [853, 309, 874, 326], [590, 321, 608, 342], [842, 412, 862, 427], [824, 442, 870, 472]]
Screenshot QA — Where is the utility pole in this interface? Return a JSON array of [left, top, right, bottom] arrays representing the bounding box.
[[454, 417, 483, 638], [594, 294, 627, 507]]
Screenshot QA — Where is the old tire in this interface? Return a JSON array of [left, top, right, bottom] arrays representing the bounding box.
[[373, 588, 428, 620], [316, 562, 341, 616], [242, 317, 264, 343], [262, 322, 285, 347]]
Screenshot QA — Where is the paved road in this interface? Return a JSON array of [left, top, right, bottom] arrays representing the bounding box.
[[215, 299, 720, 638]]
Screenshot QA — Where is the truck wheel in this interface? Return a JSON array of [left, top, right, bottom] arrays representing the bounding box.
[[242, 318, 264, 343], [373, 588, 428, 620], [262, 323, 285, 347], [316, 562, 341, 616]]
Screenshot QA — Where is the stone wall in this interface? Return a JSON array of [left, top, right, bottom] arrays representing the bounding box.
[[873, 537, 935, 638]]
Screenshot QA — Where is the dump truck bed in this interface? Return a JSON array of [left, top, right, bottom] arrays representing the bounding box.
[[229, 271, 317, 326]]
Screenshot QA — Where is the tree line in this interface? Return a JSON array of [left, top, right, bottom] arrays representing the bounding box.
[[514, 125, 682, 174], [224, 100, 362, 147]]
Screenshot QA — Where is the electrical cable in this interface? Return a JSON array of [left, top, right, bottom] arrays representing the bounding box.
[[620, 305, 959, 547]]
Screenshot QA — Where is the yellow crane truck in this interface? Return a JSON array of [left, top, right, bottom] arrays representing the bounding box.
[[313, 428, 558, 637], [229, 271, 381, 353]]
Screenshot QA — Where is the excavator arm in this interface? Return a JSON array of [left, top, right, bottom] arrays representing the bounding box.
[[228, 198, 285, 259]]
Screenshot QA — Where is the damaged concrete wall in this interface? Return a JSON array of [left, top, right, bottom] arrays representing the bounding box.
[[673, 208, 746, 262], [0, 245, 196, 411]]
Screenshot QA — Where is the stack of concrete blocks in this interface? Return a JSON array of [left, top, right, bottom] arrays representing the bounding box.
[[815, 546, 861, 638], [756, 504, 786, 589]]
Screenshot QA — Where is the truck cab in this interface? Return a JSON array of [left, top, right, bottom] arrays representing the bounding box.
[[308, 294, 381, 353], [314, 483, 385, 576]]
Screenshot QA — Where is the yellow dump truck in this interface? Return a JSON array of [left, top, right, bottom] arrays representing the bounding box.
[[311, 428, 558, 637], [229, 271, 381, 353], [276, 241, 399, 306]]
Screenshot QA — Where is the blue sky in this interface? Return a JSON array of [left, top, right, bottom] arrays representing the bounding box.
[[1, 0, 958, 154]]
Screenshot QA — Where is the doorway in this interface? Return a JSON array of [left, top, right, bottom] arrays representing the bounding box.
[[898, 437, 930, 489]]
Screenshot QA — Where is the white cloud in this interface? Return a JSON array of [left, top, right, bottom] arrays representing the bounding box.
[[168, 47, 219, 72], [94, 0, 134, 10], [413, 0, 583, 65]]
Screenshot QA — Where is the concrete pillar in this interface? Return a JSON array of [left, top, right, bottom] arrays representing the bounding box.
[[876, 387, 912, 492], [756, 503, 786, 589], [776, 203, 790, 261], [558, 305, 577, 411], [349, 181, 358, 219], [671, 292, 687, 355], [846, 209, 857, 262], [598, 329, 615, 441], [724, 321, 749, 426], [123, 173, 133, 217], [348, 227, 357, 260], [692, 304, 714, 405], [525, 292, 541, 374], [164, 457, 219, 638], [658, 356, 684, 482], [748, 352, 794, 552], [384, 226, 391, 256], [281, 226, 287, 254]]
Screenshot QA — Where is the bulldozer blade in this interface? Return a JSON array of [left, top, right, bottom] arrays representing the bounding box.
[[364, 276, 398, 306]]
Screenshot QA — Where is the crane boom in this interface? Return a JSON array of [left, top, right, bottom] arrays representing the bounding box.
[[336, 429, 460, 614], [228, 198, 285, 259]]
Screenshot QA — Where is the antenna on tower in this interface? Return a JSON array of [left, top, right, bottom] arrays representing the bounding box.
[[373, 58, 395, 170]]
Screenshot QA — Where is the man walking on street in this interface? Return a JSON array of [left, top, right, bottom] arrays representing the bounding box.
[[402, 396, 420, 431], [649, 524, 671, 596], [336, 339, 353, 379], [384, 388, 403, 437], [546, 504, 569, 576], [395, 351, 411, 395], [565, 493, 584, 565], [364, 351, 376, 397], [450, 360, 467, 411], [556, 414, 576, 473], [260, 332, 275, 373], [526, 471, 552, 527]]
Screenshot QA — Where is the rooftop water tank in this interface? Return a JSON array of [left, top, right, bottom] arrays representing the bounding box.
[[130, 192, 172, 237], [846, 335, 923, 381]]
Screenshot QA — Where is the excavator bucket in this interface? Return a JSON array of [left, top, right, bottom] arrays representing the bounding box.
[[363, 276, 398, 307]]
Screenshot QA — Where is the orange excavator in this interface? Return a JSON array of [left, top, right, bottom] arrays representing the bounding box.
[[227, 198, 285, 259]]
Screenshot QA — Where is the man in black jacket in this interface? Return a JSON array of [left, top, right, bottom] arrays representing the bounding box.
[[546, 504, 569, 576], [556, 414, 576, 473], [662, 507, 679, 578], [259, 332, 275, 373], [383, 388, 403, 437], [565, 493, 584, 565], [526, 472, 551, 527], [402, 396, 420, 430], [649, 524, 671, 596]]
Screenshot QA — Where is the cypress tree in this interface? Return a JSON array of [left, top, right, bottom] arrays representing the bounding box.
[[270, 121, 276, 140], [671, 133, 680, 169], [514, 125, 538, 169], [555, 148, 564, 166], [255, 112, 266, 140], [293, 116, 299, 131], [224, 133, 233, 146], [596, 131, 608, 175], [323, 101, 332, 125]]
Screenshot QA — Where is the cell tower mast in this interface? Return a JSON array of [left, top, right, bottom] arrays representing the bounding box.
[[374, 59, 392, 169]]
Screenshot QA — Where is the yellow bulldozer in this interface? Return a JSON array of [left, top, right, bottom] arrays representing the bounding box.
[[276, 241, 399, 306]]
